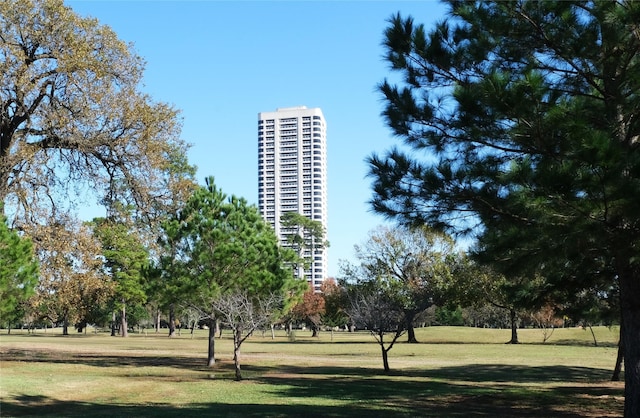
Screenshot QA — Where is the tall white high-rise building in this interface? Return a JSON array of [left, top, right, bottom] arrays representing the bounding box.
[[258, 106, 327, 291]]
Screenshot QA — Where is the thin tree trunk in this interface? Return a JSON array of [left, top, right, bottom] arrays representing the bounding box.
[[406, 311, 418, 343], [379, 330, 390, 373], [271, 324, 275, 340], [588, 324, 598, 347], [156, 308, 161, 333], [233, 329, 242, 380], [207, 318, 215, 367], [168, 304, 176, 337], [120, 304, 128, 337], [613, 329, 624, 382], [62, 310, 69, 336], [111, 311, 116, 336], [507, 308, 519, 344]]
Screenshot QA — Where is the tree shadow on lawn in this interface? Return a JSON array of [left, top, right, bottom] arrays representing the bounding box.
[[256, 364, 623, 417], [268, 362, 612, 383], [1, 348, 207, 368], [2, 383, 622, 418], [424, 363, 613, 383], [0, 394, 400, 418], [2, 358, 624, 417]]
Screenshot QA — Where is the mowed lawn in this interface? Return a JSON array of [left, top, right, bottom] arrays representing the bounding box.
[[0, 326, 623, 417]]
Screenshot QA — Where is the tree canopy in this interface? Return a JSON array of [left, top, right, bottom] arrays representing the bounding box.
[[160, 177, 304, 366], [369, 1, 640, 414], [352, 225, 457, 343], [280, 211, 329, 290], [0, 0, 193, 222]]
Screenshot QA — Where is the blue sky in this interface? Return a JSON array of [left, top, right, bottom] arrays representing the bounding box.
[[67, 0, 448, 277]]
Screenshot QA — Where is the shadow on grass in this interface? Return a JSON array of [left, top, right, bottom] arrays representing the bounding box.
[[2, 348, 207, 368], [4, 376, 622, 418], [2, 350, 624, 417], [0, 395, 393, 418], [422, 363, 613, 383], [263, 362, 613, 383]]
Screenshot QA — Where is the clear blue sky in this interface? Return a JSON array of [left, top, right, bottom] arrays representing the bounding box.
[[67, 0, 448, 278]]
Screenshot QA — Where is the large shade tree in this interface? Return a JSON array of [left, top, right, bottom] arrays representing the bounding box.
[[0, 0, 192, 222], [368, 1, 640, 414]]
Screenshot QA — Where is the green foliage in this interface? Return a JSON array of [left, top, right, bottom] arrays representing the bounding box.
[[371, 1, 640, 410], [171, 177, 300, 299], [159, 176, 303, 364], [343, 225, 459, 342], [434, 306, 464, 326], [280, 211, 329, 284], [372, 1, 640, 281], [92, 217, 149, 308], [280, 212, 328, 256], [0, 213, 38, 326], [320, 279, 350, 329]]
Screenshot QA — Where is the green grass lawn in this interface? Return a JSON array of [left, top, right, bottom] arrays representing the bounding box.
[[0, 326, 623, 417]]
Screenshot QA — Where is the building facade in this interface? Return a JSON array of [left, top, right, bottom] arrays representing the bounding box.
[[257, 106, 327, 291]]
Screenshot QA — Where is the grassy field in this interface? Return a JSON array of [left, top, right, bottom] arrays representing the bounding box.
[[0, 326, 624, 417]]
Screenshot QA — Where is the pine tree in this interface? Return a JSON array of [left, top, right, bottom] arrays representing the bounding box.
[[0, 213, 38, 330], [370, 2, 640, 414]]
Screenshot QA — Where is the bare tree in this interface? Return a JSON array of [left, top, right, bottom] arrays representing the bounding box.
[[340, 265, 407, 374], [214, 291, 283, 380]]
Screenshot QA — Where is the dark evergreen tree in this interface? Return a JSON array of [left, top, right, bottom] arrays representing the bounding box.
[[0, 212, 38, 331], [369, 2, 640, 414]]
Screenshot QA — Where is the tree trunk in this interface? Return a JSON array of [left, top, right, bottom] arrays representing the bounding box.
[[379, 330, 390, 373], [613, 327, 624, 381], [381, 348, 390, 373], [506, 308, 519, 344], [406, 311, 418, 343], [271, 324, 275, 340], [618, 267, 640, 418], [111, 311, 116, 336], [156, 308, 161, 333], [120, 304, 128, 337], [588, 323, 596, 347], [62, 310, 69, 336], [168, 304, 176, 338], [311, 324, 319, 337], [233, 328, 242, 380], [207, 318, 215, 367]]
